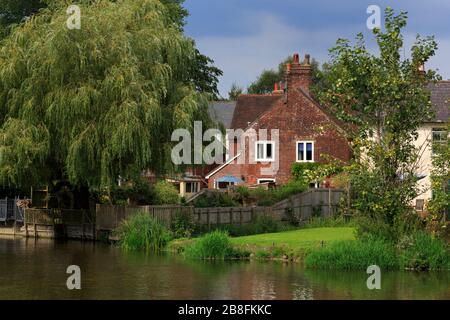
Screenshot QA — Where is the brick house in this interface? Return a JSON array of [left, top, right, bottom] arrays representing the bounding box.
[[206, 53, 352, 189]]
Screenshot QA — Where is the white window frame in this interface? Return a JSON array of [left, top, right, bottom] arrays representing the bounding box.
[[255, 141, 275, 162], [296, 141, 315, 162], [257, 178, 276, 184]]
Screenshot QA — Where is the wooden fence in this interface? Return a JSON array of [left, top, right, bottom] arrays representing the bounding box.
[[273, 188, 346, 222], [23, 208, 95, 239], [19, 188, 347, 239], [0, 197, 26, 224]]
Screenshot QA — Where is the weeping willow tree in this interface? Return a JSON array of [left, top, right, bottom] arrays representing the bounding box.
[[0, 0, 213, 191]]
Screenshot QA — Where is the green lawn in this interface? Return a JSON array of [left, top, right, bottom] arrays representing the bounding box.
[[230, 227, 356, 251]]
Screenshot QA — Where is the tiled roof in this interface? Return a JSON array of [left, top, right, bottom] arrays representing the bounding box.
[[429, 81, 450, 122], [208, 101, 236, 129], [230, 94, 283, 130]]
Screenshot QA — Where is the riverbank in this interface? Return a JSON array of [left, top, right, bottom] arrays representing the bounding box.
[[168, 227, 356, 262]]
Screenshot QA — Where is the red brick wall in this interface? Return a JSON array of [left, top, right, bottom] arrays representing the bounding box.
[[208, 55, 352, 188]]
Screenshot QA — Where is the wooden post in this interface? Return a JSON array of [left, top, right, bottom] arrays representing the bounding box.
[[239, 209, 243, 226], [328, 188, 332, 217]]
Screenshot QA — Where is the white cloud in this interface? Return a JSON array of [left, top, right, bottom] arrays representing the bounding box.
[[193, 13, 450, 97], [194, 13, 348, 97]]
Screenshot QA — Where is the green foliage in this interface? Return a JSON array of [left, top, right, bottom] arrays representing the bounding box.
[[228, 83, 244, 100], [303, 216, 355, 229], [426, 122, 449, 237], [315, 7, 441, 239], [0, 0, 46, 38], [115, 211, 171, 251], [244, 180, 307, 207], [291, 162, 343, 185], [249, 215, 280, 234], [305, 238, 399, 270], [192, 192, 238, 208], [399, 232, 450, 271], [0, 0, 217, 189], [154, 180, 180, 205], [183, 230, 236, 260], [170, 211, 194, 238]]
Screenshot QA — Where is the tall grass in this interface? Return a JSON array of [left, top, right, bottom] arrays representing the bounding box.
[[305, 238, 399, 270], [184, 230, 236, 260], [399, 232, 450, 271], [115, 212, 171, 251]]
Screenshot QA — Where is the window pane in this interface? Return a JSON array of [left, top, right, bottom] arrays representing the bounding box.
[[298, 143, 304, 161], [257, 143, 264, 159], [266, 143, 273, 159], [306, 143, 313, 161], [186, 183, 192, 193]]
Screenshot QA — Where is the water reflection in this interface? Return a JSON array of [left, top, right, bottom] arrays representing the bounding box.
[[0, 237, 448, 300]]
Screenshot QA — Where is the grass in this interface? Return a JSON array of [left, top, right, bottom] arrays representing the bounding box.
[[115, 211, 171, 251], [305, 238, 399, 270], [169, 227, 356, 260], [183, 230, 249, 260], [399, 232, 450, 271], [230, 227, 356, 251]]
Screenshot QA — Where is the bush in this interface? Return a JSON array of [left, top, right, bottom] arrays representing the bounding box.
[[251, 215, 280, 234], [115, 212, 171, 251], [303, 216, 355, 229], [154, 180, 180, 205], [184, 230, 236, 260], [354, 215, 397, 242], [193, 192, 238, 208], [305, 238, 399, 270], [399, 232, 450, 271], [170, 211, 194, 239]]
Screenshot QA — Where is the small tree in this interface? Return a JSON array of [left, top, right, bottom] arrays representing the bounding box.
[[316, 8, 441, 239], [426, 120, 449, 237], [228, 83, 244, 100]]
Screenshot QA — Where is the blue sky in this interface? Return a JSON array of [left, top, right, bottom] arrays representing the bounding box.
[[184, 0, 450, 97]]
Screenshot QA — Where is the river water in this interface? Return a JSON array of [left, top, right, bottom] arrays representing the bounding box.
[[0, 237, 448, 300]]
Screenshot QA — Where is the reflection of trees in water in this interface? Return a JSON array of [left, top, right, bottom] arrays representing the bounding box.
[[303, 269, 450, 300], [2, 239, 447, 300]]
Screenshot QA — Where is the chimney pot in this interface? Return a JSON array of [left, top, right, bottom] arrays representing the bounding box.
[[293, 53, 300, 64], [304, 54, 311, 65]]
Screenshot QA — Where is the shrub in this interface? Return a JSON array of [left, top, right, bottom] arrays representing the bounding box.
[[303, 216, 355, 229], [184, 230, 236, 260], [193, 192, 239, 208], [354, 215, 397, 242], [154, 180, 180, 205], [251, 215, 280, 234], [170, 211, 194, 239], [305, 238, 399, 270], [399, 232, 450, 271], [115, 212, 171, 251]]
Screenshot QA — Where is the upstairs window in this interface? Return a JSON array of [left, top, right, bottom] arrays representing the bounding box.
[[432, 128, 448, 154], [255, 141, 275, 162], [297, 141, 314, 162]]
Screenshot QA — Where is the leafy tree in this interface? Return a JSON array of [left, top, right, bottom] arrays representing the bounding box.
[[0, 0, 212, 191], [316, 8, 441, 238], [228, 83, 244, 100], [153, 180, 180, 204], [0, 0, 223, 98], [426, 121, 449, 237], [0, 0, 46, 38]]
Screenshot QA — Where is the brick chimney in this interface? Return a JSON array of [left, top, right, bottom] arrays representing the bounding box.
[[286, 53, 312, 95]]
